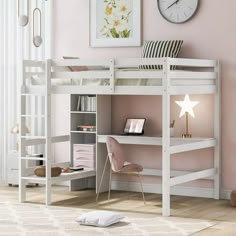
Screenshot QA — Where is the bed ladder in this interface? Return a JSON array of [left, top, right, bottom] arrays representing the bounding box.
[[19, 60, 53, 205]]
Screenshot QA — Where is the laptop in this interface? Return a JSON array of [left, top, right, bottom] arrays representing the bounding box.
[[122, 118, 146, 135]]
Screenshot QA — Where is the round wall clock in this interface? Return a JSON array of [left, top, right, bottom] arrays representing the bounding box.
[[157, 0, 199, 24]]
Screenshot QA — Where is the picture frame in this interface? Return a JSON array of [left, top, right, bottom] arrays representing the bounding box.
[[90, 0, 141, 47]]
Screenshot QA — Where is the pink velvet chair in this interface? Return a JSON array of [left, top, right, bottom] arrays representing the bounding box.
[[96, 136, 145, 203]]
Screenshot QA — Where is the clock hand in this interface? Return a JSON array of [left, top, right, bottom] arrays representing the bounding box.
[[166, 0, 180, 10]]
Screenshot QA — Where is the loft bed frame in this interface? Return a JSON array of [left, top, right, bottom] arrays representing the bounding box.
[[19, 57, 221, 217]]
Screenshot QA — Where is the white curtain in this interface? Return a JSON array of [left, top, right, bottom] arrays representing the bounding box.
[[0, 0, 52, 183], [0, 0, 20, 182]]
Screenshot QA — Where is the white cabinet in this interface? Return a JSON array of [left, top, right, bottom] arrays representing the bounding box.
[[7, 152, 42, 186], [7, 152, 19, 186]]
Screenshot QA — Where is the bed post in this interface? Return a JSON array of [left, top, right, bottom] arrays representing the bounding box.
[[214, 60, 221, 199], [19, 60, 27, 203], [45, 59, 52, 205], [162, 58, 171, 216]]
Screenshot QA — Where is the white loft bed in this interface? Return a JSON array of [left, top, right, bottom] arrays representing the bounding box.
[[19, 57, 220, 217]]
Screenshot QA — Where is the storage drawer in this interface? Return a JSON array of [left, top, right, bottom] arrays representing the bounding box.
[[73, 152, 95, 161], [73, 144, 96, 153], [74, 160, 95, 169]]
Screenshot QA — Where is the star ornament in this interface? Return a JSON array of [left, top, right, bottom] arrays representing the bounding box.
[[175, 95, 199, 118]]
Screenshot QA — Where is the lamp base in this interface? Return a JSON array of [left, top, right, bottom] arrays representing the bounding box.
[[182, 133, 192, 138]]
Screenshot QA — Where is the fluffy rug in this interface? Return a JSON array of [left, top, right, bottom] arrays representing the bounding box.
[[0, 201, 215, 236]]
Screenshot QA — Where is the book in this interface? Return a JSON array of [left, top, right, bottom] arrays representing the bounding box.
[[76, 96, 81, 111], [77, 95, 96, 112]]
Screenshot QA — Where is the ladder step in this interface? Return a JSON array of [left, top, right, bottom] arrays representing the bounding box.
[[21, 93, 45, 96], [21, 115, 45, 118], [21, 176, 46, 183], [21, 157, 45, 161], [21, 136, 46, 139]]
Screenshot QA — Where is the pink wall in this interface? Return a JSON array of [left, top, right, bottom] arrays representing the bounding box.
[[53, 0, 236, 190]]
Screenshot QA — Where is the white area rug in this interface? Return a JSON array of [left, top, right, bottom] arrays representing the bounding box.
[[0, 201, 215, 236]]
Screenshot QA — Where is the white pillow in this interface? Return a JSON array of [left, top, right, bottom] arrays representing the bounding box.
[[75, 210, 125, 227]]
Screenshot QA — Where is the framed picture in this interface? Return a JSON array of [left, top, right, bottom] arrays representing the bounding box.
[[90, 0, 141, 47]]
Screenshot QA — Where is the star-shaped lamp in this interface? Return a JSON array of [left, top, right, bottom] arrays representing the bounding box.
[[175, 95, 199, 138]]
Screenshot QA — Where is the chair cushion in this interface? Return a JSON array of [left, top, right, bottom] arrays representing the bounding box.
[[119, 162, 143, 173]]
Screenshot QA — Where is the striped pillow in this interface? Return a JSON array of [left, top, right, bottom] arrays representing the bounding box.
[[140, 40, 183, 70]]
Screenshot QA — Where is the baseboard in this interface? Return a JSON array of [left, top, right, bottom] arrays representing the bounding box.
[[111, 181, 231, 200]]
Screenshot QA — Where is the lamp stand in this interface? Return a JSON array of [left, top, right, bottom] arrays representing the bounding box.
[[182, 112, 192, 138]]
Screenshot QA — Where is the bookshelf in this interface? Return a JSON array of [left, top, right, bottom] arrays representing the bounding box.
[[70, 94, 97, 190]]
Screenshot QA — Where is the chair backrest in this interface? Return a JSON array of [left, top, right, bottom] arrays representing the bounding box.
[[106, 136, 125, 172]]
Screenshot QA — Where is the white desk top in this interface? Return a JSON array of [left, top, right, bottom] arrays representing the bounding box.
[[97, 134, 215, 146]]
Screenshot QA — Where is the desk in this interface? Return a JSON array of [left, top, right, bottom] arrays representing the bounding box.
[[96, 135, 216, 194]]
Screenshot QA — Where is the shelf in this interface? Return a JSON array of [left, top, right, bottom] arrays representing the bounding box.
[[52, 169, 96, 184], [71, 131, 96, 134], [21, 169, 96, 184], [71, 111, 96, 114]]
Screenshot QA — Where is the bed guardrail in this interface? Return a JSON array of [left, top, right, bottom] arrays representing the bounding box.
[[22, 57, 219, 95]]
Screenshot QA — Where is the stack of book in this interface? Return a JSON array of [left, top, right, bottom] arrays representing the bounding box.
[[77, 95, 96, 112], [77, 125, 96, 132]]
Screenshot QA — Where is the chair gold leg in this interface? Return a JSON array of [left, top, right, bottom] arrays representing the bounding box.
[[138, 172, 146, 204], [108, 167, 112, 201], [96, 155, 109, 202]]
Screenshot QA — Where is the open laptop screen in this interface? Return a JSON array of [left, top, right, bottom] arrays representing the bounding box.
[[123, 118, 145, 135]]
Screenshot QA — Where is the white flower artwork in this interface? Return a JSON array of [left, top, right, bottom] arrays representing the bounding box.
[[99, 0, 133, 39], [90, 0, 141, 47]]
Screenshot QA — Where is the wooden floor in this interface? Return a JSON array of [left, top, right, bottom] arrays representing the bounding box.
[[1, 184, 236, 235]]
